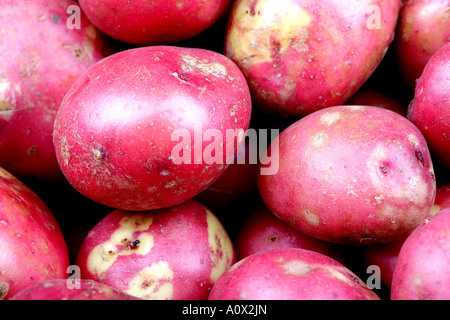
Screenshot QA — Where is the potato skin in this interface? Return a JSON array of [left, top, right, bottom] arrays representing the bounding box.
[[0, 0, 106, 181], [0, 168, 70, 300], [395, 0, 450, 89], [235, 205, 343, 262], [208, 248, 380, 300], [391, 209, 450, 300], [53, 46, 252, 211], [9, 279, 140, 300], [346, 89, 408, 117], [407, 42, 450, 170], [258, 105, 436, 245], [224, 0, 400, 117], [79, 0, 230, 45], [76, 199, 236, 300]]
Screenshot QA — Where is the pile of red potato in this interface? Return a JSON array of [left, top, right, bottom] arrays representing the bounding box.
[[0, 0, 449, 301]]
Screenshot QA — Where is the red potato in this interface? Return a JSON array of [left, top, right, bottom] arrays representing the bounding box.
[[208, 248, 380, 300], [258, 105, 436, 245], [391, 208, 450, 299], [76, 199, 236, 300], [195, 138, 259, 208], [0, 0, 106, 182], [407, 42, 450, 169], [78, 0, 231, 46], [224, 0, 400, 117], [361, 237, 406, 289], [9, 279, 140, 300], [235, 205, 343, 262], [429, 183, 450, 217], [53, 45, 252, 211], [346, 89, 408, 117], [395, 0, 450, 89], [0, 167, 70, 300]]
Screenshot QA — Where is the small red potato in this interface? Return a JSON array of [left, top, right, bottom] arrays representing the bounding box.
[[53, 45, 252, 211], [391, 208, 450, 300], [224, 0, 400, 117], [258, 105, 436, 245], [78, 0, 231, 45], [235, 205, 343, 262], [430, 183, 450, 217], [0, 167, 70, 300], [0, 0, 106, 182], [76, 199, 236, 300], [407, 42, 450, 169], [361, 238, 406, 289], [9, 279, 140, 300], [346, 89, 408, 117], [395, 0, 450, 89], [208, 248, 380, 300]]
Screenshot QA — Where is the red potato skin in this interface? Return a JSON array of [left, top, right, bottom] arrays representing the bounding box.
[[407, 42, 450, 169], [346, 89, 408, 117], [395, 0, 450, 89], [208, 248, 380, 300], [235, 205, 343, 262], [0, 167, 70, 300], [79, 0, 231, 45], [391, 209, 450, 300], [9, 279, 140, 300], [0, 0, 106, 182], [429, 183, 450, 217], [53, 46, 252, 211], [258, 105, 436, 245], [76, 199, 236, 300], [224, 0, 400, 117]]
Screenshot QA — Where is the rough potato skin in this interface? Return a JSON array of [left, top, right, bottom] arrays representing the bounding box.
[[53, 46, 252, 211], [0, 167, 70, 300], [258, 105, 436, 245], [391, 209, 450, 300], [76, 199, 236, 300], [407, 42, 450, 169], [224, 0, 400, 117], [9, 279, 140, 300], [395, 0, 450, 89], [208, 248, 380, 300], [79, 0, 231, 45], [0, 0, 106, 181]]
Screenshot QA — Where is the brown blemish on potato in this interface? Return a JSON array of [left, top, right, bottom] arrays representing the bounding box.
[[282, 259, 315, 276], [125, 261, 174, 300], [60, 136, 71, 165], [27, 145, 38, 156], [302, 208, 320, 226], [86, 215, 154, 276], [0, 282, 9, 300], [92, 143, 107, 163]]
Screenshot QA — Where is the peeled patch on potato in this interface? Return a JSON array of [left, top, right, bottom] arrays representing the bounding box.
[[225, 0, 400, 117], [258, 105, 436, 245], [76, 199, 236, 300]]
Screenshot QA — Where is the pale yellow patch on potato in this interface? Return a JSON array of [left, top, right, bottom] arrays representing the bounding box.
[[282, 259, 315, 276], [310, 131, 329, 149], [319, 111, 342, 126], [408, 133, 420, 147], [86, 215, 154, 276], [0, 79, 14, 121], [302, 208, 320, 226], [206, 209, 234, 283], [125, 261, 174, 300], [181, 55, 228, 78], [227, 0, 311, 65], [428, 204, 441, 218]]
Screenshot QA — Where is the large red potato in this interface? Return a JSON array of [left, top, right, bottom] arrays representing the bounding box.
[[224, 0, 400, 117], [208, 248, 380, 300], [391, 208, 450, 299], [9, 279, 140, 300], [53, 46, 252, 211], [235, 205, 343, 262], [79, 0, 231, 46], [258, 105, 436, 245], [407, 42, 450, 169], [395, 0, 450, 89], [0, 0, 106, 182], [76, 199, 236, 300], [0, 167, 70, 300]]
